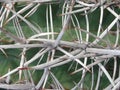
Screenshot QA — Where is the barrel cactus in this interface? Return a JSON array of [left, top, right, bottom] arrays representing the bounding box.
[[0, 0, 120, 89]]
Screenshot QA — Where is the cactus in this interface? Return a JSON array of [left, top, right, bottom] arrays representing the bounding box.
[[0, 0, 120, 89]]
